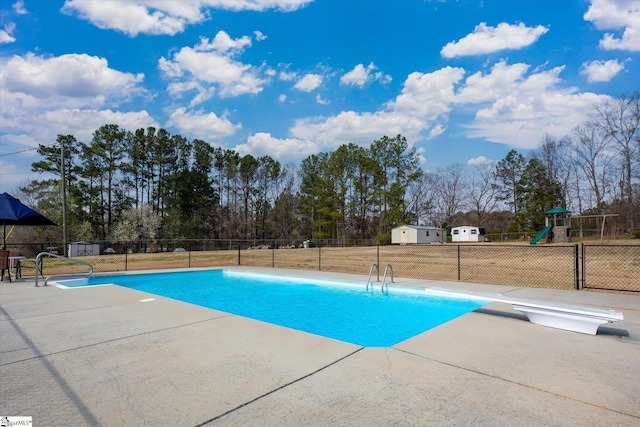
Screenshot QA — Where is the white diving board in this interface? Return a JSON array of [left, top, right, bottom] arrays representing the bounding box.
[[426, 287, 624, 335]]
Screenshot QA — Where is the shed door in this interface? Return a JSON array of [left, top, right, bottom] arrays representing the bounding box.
[[401, 230, 408, 244]]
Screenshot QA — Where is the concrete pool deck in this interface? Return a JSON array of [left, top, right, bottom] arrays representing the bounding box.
[[1, 267, 639, 426]]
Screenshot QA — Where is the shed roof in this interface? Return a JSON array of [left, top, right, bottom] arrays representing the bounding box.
[[393, 224, 441, 230]]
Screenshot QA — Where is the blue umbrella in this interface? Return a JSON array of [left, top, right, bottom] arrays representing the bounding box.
[[0, 192, 56, 248]]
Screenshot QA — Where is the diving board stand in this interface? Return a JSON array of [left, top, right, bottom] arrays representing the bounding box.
[[426, 287, 624, 335]]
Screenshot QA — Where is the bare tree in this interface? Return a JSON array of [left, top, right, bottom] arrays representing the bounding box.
[[534, 133, 572, 207], [432, 163, 468, 226], [467, 164, 498, 226], [590, 92, 640, 229], [570, 124, 616, 213], [405, 173, 436, 226]]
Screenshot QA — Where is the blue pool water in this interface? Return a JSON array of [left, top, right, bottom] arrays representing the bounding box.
[[58, 270, 488, 347]]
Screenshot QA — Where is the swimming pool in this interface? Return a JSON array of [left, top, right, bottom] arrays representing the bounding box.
[[56, 269, 488, 347]]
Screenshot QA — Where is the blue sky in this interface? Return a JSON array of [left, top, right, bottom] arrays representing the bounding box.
[[1, 0, 639, 193]]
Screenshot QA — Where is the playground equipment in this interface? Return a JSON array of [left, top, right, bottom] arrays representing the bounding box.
[[530, 207, 571, 245]]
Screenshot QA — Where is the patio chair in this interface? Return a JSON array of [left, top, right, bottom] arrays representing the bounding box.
[[0, 250, 10, 282], [9, 251, 21, 279]]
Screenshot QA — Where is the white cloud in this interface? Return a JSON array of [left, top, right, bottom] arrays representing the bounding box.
[[0, 159, 18, 177], [45, 109, 157, 141], [340, 63, 390, 87], [0, 51, 154, 174], [0, 106, 159, 189], [0, 158, 30, 192], [441, 22, 549, 58], [432, 60, 612, 149], [1, 108, 158, 152], [159, 31, 267, 101], [0, 52, 145, 106], [158, 57, 182, 78], [340, 64, 370, 87], [467, 156, 493, 166], [61, 0, 312, 37], [216, 0, 313, 12], [428, 124, 446, 139], [278, 94, 287, 102], [455, 61, 530, 104], [253, 30, 267, 41], [580, 59, 626, 82], [61, 0, 192, 36], [195, 31, 252, 53], [0, 24, 16, 44], [293, 73, 323, 92], [315, 94, 330, 105], [584, 0, 640, 51], [166, 107, 241, 142], [0, 2, 26, 45], [166, 80, 210, 101], [461, 65, 609, 149], [278, 70, 297, 81], [12, 0, 27, 14], [290, 67, 464, 150], [287, 61, 609, 156], [392, 66, 464, 118], [291, 110, 425, 151], [235, 132, 319, 160]]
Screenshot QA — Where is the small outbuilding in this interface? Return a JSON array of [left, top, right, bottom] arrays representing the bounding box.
[[451, 226, 487, 242], [68, 241, 100, 257], [391, 225, 443, 245]]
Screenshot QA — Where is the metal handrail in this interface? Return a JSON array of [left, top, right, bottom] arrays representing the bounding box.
[[366, 263, 378, 291], [381, 264, 394, 293], [35, 252, 94, 287]]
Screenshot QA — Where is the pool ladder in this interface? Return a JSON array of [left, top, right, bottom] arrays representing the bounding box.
[[366, 263, 379, 291], [34, 252, 94, 287], [366, 263, 394, 293], [381, 264, 394, 292]]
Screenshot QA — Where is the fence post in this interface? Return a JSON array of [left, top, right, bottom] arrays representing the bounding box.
[[377, 245, 380, 281], [457, 245, 461, 281], [272, 246, 275, 268], [125, 251, 128, 271], [188, 249, 191, 268], [574, 244, 580, 290], [318, 245, 322, 270], [237, 244, 241, 265], [581, 243, 586, 290]]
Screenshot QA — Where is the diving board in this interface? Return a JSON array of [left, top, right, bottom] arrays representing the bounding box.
[[426, 287, 624, 335]]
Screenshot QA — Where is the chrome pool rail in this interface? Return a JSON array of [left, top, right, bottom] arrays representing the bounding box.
[[366, 263, 379, 291], [381, 264, 394, 293], [34, 252, 94, 287], [367, 263, 394, 293]]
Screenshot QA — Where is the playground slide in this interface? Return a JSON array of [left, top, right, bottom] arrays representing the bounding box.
[[530, 226, 552, 245]]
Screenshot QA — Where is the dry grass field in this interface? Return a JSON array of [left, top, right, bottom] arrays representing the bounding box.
[[21, 239, 640, 292]]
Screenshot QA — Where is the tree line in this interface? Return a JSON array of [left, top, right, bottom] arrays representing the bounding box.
[[17, 92, 639, 245]]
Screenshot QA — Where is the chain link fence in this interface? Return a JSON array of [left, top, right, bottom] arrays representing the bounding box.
[[4, 240, 638, 292], [582, 244, 640, 292]]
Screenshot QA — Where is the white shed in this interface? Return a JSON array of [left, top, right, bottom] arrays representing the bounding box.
[[451, 226, 486, 242], [68, 241, 100, 257], [392, 225, 443, 245]]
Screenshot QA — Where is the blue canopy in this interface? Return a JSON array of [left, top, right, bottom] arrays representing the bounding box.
[[0, 192, 56, 248]]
